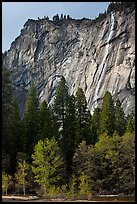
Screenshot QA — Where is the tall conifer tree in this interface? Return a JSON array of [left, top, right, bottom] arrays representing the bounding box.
[[53, 76, 71, 178], [2, 67, 22, 174], [64, 94, 76, 177], [7, 98, 22, 174], [90, 107, 101, 144], [53, 77, 79, 179], [126, 112, 135, 133], [75, 87, 92, 145], [99, 91, 115, 136], [53, 76, 69, 141], [114, 99, 126, 136], [38, 101, 53, 140], [23, 84, 39, 159], [2, 67, 13, 153]]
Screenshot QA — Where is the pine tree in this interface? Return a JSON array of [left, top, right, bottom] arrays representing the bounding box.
[[73, 140, 89, 178], [99, 91, 115, 136], [2, 67, 13, 153], [53, 76, 69, 141], [114, 99, 126, 136], [23, 84, 39, 159], [64, 94, 76, 177], [90, 107, 101, 145], [60, 14, 64, 20], [7, 97, 22, 175], [75, 87, 92, 145], [67, 15, 70, 20], [2, 67, 22, 175], [126, 112, 135, 133], [53, 76, 76, 180], [38, 101, 53, 140], [53, 77, 69, 147]]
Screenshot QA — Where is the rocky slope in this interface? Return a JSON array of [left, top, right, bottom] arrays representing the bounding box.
[[3, 7, 135, 117]]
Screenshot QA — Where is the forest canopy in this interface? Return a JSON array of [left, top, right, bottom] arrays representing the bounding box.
[[2, 70, 135, 197]]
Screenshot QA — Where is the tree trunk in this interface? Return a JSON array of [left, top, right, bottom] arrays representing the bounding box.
[[23, 184, 25, 195], [6, 186, 7, 195]]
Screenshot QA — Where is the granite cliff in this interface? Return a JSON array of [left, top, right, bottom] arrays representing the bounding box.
[[3, 5, 135, 117]]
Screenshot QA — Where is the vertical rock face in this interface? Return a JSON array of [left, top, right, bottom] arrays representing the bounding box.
[[3, 8, 135, 117]]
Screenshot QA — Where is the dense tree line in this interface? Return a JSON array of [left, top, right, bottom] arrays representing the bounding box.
[[2, 68, 135, 197], [53, 14, 71, 22]]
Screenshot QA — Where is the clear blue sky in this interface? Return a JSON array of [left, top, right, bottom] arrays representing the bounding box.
[[2, 2, 110, 52]]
